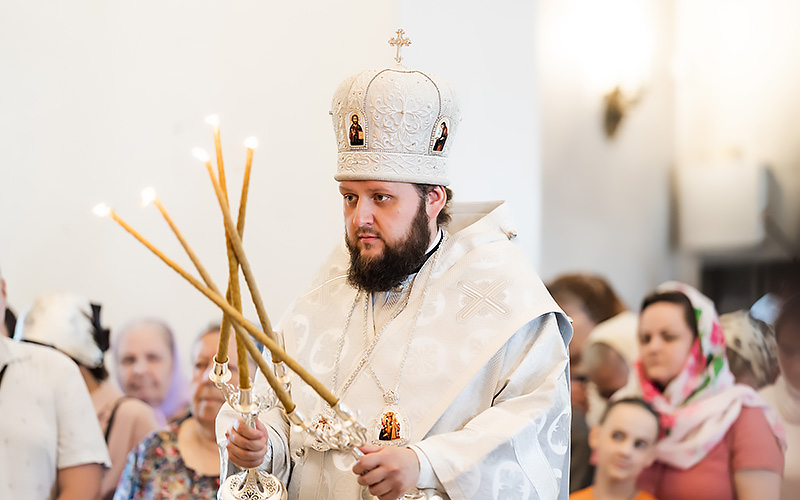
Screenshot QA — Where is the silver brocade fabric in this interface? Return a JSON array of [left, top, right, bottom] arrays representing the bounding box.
[[221, 201, 572, 500]]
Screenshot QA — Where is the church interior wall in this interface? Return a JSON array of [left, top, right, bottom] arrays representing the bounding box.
[[0, 0, 543, 367], [2, 0, 798, 370]]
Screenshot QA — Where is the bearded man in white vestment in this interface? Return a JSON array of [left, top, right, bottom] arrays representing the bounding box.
[[220, 53, 572, 500]]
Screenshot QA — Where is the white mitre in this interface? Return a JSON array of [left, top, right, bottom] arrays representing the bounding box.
[[330, 34, 460, 186]]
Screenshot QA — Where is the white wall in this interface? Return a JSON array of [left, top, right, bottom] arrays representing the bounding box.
[[0, 1, 541, 366], [536, 0, 676, 308], [674, 0, 800, 255]]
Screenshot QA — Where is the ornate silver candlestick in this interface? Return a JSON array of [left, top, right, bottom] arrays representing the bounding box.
[[211, 361, 287, 500]]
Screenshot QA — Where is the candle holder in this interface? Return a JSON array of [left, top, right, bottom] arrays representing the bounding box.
[[100, 116, 424, 499], [211, 361, 287, 500], [287, 401, 369, 454]]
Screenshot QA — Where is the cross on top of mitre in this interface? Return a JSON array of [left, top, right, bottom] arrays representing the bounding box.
[[388, 28, 411, 64]]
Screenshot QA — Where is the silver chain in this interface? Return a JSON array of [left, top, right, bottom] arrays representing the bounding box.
[[330, 232, 448, 401]]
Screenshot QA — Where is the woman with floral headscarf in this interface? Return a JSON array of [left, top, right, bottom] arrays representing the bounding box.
[[615, 282, 785, 500]]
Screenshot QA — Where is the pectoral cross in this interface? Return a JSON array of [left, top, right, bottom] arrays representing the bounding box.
[[388, 29, 411, 64]]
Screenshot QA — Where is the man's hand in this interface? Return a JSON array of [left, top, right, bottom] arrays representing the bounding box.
[[352, 445, 420, 500], [225, 417, 269, 469]]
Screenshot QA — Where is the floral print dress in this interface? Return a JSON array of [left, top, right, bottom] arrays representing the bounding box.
[[114, 420, 220, 500]]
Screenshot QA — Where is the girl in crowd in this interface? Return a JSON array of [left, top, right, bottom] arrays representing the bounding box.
[[15, 294, 159, 500], [115, 324, 246, 499], [760, 293, 800, 500], [570, 398, 661, 500], [113, 318, 190, 425], [617, 282, 784, 500]]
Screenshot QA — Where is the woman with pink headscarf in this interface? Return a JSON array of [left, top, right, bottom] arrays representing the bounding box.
[[113, 318, 190, 426], [616, 282, 785, 500]]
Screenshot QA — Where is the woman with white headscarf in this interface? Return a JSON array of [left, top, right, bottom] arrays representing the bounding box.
[[113, 318, 190, 425]]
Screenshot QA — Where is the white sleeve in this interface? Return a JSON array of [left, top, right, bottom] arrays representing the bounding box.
[[52, 352, 111, 469], [409, 444, 443, 490], [413, 313, 571, 500]]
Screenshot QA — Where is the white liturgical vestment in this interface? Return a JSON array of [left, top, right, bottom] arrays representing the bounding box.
[[219, 200, 572, 500]]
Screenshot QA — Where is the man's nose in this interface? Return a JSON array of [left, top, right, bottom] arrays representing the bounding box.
[[353, 199, 374, 227]]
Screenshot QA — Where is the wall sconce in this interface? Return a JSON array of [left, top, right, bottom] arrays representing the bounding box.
[[603, 85, 643, 138]]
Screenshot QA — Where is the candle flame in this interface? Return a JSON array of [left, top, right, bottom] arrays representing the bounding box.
[[192, 148, 210, 163], [141, 187, 157, 207], [204, 114, 220, 128], [244, 137, 259, 150], [93, 203, 111, 218]]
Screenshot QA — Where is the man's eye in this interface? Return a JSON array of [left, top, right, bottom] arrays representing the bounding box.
[[374, 194, 390, 202], [343, 194, 356, 203]]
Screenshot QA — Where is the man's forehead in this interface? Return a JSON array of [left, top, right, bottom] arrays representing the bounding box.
[[338, 180, 417, 193]]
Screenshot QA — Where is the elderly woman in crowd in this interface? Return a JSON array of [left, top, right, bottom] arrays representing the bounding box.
[[115, 324, 246, 499], [14, 294, 160, 500], [760, 293, 800, 500], [617, 282, 784, 500], [113, 318, 190, 425]]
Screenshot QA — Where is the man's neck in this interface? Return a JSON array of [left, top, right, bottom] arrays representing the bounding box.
[[592, 472, 639, 500]]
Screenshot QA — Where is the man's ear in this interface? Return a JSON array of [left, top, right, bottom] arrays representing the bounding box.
[[426, 186, 447, 220]]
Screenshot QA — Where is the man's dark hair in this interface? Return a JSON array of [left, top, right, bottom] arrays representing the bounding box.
[[414, 184, 453, 227], [640, 290, 699, 338]]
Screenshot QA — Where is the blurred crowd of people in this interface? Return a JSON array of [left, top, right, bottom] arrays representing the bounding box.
[[0, 267, 237, 500], [1, 261, 798, 500], [551, 272, 798, 500]]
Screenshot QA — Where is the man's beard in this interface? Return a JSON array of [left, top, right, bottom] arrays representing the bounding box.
[[345, 200, 431, 293]]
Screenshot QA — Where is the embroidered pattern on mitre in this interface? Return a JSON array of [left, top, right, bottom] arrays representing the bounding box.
[[330, 66, 460, 186]]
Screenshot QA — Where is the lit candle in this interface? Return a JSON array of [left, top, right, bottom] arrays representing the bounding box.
[[195, 151, 280, 353], [93, 203, 320, 405], [230, 137, 259, 389], [192, 148, 237, 365], [204, 114, 227, 198], [140, 186, 235, 364], [197, 142, 249, 388], [239, 137, 258, 234]]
